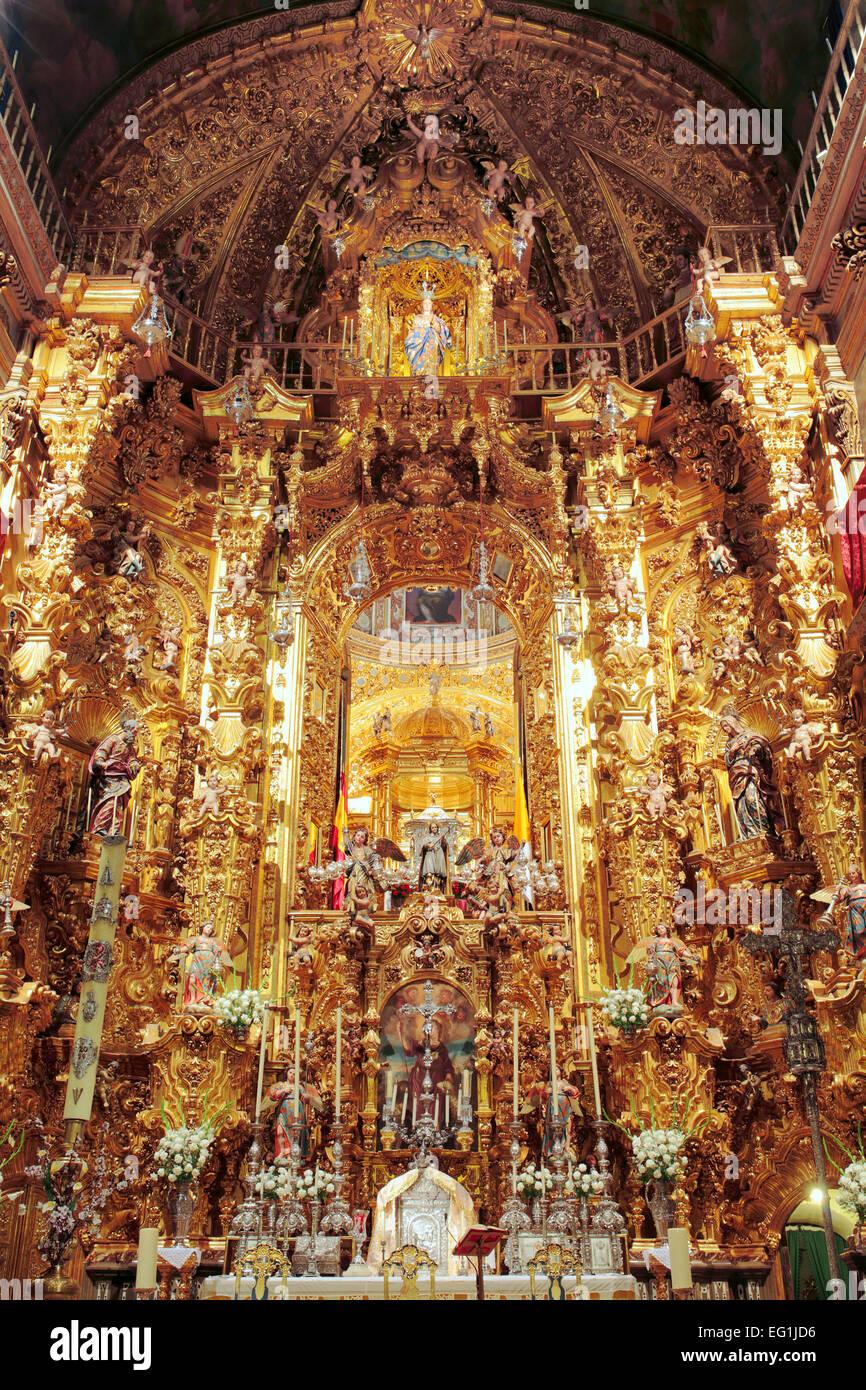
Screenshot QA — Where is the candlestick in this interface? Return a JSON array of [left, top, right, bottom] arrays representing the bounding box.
[[254, 1003, 269, 1120], [294, 1007, 301, 1112], [512, 1007, 519, 1119], [549, 1004, 558, 1110], [335, 1005, 342, 1124], [135, 1228, 159, 1290], [586, 1001, 602, 1118]]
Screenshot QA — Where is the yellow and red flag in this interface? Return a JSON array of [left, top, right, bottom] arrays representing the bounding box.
[[331, 773, 348, 908]]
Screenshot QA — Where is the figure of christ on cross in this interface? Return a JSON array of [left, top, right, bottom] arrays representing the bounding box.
[[398, 979, 458, 1130]]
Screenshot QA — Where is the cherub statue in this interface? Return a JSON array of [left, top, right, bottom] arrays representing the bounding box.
[[405, 113, 454, 164], [343, 154, 374, 197], [43, 467, 69, 520], [672, 622, 698, 675], [347, 882, 375, 937], [481, 158, 512, 200], [637, 770, 676, 820], [480, 881, 510, 942], [288, 921, 316, 968], [193, 771, 226, 818], [690, 245, 730, 298], [543, 922, 572, 972], [156, 622, 182, 672], [126, 248, 162, 293], [226, 558, 255, 604], [111, 518, 150, 580], [26, 708, 66, 762], [782, 708, 825, 763], [508, 194, 549, 241], [241, 342, 276, 388], [608, 563, 636, 614], [784, 462, 811, 512], [123, 630, 146, 667], [697, 521, 737, 577], [581, 347, 611, 385]]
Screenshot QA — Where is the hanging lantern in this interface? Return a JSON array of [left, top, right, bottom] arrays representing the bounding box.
[[555, 585, 581, 650], [332, 235, 347, 261], [684, 293, 715, 356], [132, 294, 171, 355], [511, 233, 528, 260], [470, 538, 495, 603], [345, 535, 372, 604], [481, 196, 494, 219], [224, 377, 254, 430], [595, 382, 626, 436]]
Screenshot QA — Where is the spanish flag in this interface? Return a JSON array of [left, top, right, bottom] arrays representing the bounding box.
[[514, 757, 531, 843], [331, 772, 348, 909], [307, 821, 318, 865]]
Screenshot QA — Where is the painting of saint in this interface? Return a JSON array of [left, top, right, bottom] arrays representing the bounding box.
[[378, 982, 475, 1133], [405, 587, 462, 626]]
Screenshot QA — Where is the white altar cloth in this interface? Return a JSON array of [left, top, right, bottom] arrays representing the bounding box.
[[200, 1272, 637, 1301]]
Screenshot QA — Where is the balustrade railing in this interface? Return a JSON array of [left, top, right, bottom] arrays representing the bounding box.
[[0, 44, 74, 267], [69, 222, 779, 393]]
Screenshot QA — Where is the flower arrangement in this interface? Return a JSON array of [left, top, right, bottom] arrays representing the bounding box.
[[214, 987, 265, 1034], [515, 1162, 552, 1199], [598, 984, 650, 1033], [23, 1128, 86, 1269], [631, 1128, 686, 1184], [154, 1124, 215, 1184], [567, 1162, 604, 1197], [837, 1160, 866, 1225], [260, 1160, 295, 1200], [294, 1167, 336, 1201]]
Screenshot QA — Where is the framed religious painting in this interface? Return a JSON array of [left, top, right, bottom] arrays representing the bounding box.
[[404, 586, 462, 626]]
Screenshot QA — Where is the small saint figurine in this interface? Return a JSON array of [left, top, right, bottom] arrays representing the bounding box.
[[404, 293, 452, 376], [123, 630, 146, 667], [484, 712, 494, 737], [112, 518, 150, 581], [156, 622, 182, 673], [673, 623, 698, 675], [193, 771, 226, 819], [720, 707, 786, 840], [835, 865, 866, 958], [633, 922, 697, 1017], [26, 708, 65, 762], [122, 893, 140, 924], [372, 708, 392, 738], [749, 979, 788, 1035], [637, 770, 675, 820], [559, 293, 613, 343], [84, 718, 141, 837], [173, 920, 231, 1012], [698, 521, 737, 577], [481, 158, 512, 200], [268, 1067, 322, 1160], [418, 822, 448, 892], [469, 706, 482, 732], [781, 708, 824, 763]]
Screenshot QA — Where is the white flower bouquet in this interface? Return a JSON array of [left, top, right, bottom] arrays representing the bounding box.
[[566, 1162, 604, 1197], [515, 1162, 552, 1198], [599, 985, 650, 1033], [838, 1159, 866, 1224], [153, 1124, 215, 1184], [214, 987, 265, 1034], [631, 1127, 685, 1185], [294, 1167, 336, 1202], [260, 1160, 295, 1200]]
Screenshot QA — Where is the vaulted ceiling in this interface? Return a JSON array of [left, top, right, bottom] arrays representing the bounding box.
[[43, 0, 790, 341], [2, 0, 826, 155]]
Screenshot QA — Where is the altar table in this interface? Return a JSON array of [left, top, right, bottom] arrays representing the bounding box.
[[200, 1272, 637, 1301]]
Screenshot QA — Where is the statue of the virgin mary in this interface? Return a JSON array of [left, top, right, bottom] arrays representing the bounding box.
[[403, 292, 452, 376]]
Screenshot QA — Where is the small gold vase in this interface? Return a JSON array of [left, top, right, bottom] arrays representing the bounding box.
[[42, 1263, 79, 1300]]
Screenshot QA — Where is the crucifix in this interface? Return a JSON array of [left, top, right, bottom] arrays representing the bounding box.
[[397, 978, 456, 1161], [741, 892, 841, 1285]]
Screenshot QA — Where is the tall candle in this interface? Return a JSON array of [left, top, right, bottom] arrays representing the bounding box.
[[335, 1005, 342, 1123], [668, 1228, 693, 1291], [412, 1096, 417, 1126], [349, 318, 353, 352], [503, 321, 508, 354], [254, 1003, 269, 1120], [512, 1008, 519, 1118], [294, 1007, 301, 1112], [548, 1005, 558, 1110], [494, 321, 498, 353], [135, 1228, 159, 1289], [434, 1098, 439, 1129], [586, 1002, 602, 1118], [445, 1093, 450, 1127], [401, 1090, 408, 1124], [341, 317, 347, 349], [463, 1066, 471, 1099]]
